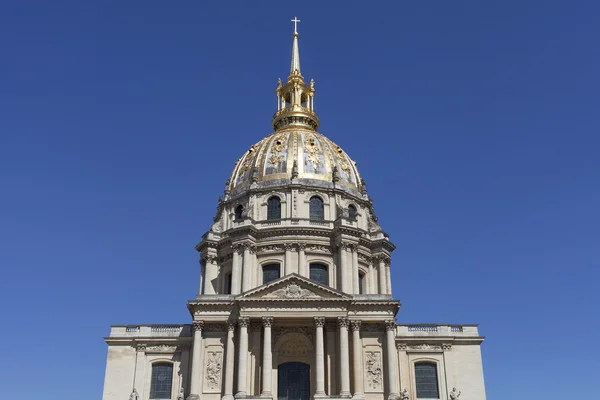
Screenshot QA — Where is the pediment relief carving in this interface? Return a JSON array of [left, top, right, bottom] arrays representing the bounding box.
[[238, 274, 350, 301]]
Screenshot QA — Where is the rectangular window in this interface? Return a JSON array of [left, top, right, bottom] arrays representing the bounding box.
[[150, 363, 173, 399], [263, 264, 281, 284], [415, 362, 439, 399], [224, 273, 232, 294], [309, 263, 329, 286]]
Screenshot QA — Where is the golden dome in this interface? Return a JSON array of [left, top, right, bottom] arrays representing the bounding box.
[[227, 129, 364, 196]]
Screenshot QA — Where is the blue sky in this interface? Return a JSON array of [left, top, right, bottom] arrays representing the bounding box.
[[0, 1, 598, 399]]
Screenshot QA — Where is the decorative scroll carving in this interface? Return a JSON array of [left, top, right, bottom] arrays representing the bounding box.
[[262, 317, 274, 327], [259, 244, 284, 253], [384, 319, 396, 331], [358, 253, 372, 264], [204, 324, 227, 332], [283, 243, 295, 251], [365, 351, 382, 390], [238, 317, 250, 327], [270, 283, 315, 299], [204, 351, 223, 390], [192, 321, 204, 332], [400, 389, 409, 400], [136, 344, 146, 352], [145, 344, 179, 353], [350, 320, 362, 331], [202, 254, 218, 264], [396, 343, 407, 351], [314, 317, 325, 327], [297, 243, 306, 251], [231, 244, 243, 254], [227, 321, 237, 331], [177, 387, 184, 400], [307, 245, 331, 253], [442, 343, 453, 351], [408, 344, 442, 351], [278, 337, 310, 357], [273, 326, 314, 344]]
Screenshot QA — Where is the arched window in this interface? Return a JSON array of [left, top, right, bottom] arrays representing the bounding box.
[[262, 263, 281, 284], [150, 362, 173, 399], [359, 272, 366, 294], [224, 273, 232, 294], [309, 263, 329, 286], [415, 362, 439, 399], [267, 196, 281, 220], [348, 204, 357, 220], [234, 205, 244, 220], [309, 196, 324, 220]]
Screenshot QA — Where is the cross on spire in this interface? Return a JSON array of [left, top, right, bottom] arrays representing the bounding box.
[[291, 17, 301, 33]]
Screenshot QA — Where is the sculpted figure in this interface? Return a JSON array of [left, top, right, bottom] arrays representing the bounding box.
[[450, 388, 461, 400], [177, 387, 184, 400], [129, 388, 139, 400], [400, 389, 409, 400]]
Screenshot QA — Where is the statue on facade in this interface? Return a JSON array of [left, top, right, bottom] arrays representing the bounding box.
[[400, 389, 409, 400], [332, 166, 340, 183], [251, 167, 259, 184], [450, 388, 461, 400], [128, 388, 139, 400]]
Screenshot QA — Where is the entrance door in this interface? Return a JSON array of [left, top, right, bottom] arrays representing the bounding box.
[[278, 362, 310, 400]]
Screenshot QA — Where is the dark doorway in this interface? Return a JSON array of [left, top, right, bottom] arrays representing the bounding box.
[[278, 362, 310, 400]]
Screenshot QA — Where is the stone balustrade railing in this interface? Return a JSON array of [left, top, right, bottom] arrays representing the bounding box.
[[396, 324, 479, 337], [109, 324, 192, 337]]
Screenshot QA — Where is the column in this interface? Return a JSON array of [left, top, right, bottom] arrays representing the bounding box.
[[378, 257, 386, 295], [284, 244, 293, 276], [199, 259, 204, 296], [298, 244, 307, 277], [314, 317, 326, 396], [236, 317, 250, 398], [188, 321, 204, 400], [325, 322, 337, 395], [368, 259, 376, 294], [261, 317, 273, 397], [338, 317, 351, 397], [232, 245, 242, 295], [351, 321, 364, 399], [204, 255, 218, 295], [351, 245, 359, 294], [339, 245, 349, 293], [223, 322, 236, 400], [242, 244, 251, 293], [385, 320, 399, 399], [385, 259, 392, 295]]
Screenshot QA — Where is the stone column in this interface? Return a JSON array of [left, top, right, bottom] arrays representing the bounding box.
[[385, 259, 392, 295], [378, 256, 386, 295], [199, 259, 205, 295], [284, 243, 294, 276], [385, 320, 399, 400], [314, 317, 326, 396], [339, 245, 349, 293], [338, 317, 351, 397], [368, 259, 376, 294], [298, 244, 307, 277], [188, 321, 205, 400], [261, 317, 273, 397], [232, 245, 242, 295], [242, 244, 251, 293], [350, 321, 364, 399], [351, 245, 359, 294], [203, 255, 218, 295], [236, 317, 250, 398], [223, 322, 236, 400]]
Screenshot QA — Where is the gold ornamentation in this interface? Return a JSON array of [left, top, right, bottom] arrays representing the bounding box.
[[304, 135, 321, 168]]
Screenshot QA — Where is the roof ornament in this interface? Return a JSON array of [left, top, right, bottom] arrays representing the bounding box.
[[290, 17, 301, 75], [291, 159, 299, 179]]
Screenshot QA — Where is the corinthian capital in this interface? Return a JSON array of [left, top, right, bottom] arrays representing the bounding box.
[[337, 317, 349, 328], [350, 320, 362, 331], [314, 317, 325, 327], [192, 321, 205, 332], [262, 317, 274, 328], [238, 317, 250, 328], [384, 319, 396, 331]]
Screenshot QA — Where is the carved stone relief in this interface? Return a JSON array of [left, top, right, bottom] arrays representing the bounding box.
[[268, 283, 317, 299], [278, 337, 310, 357], [204, 351, 223, 392], [273, 327, 314, 344], [365, 351, 382, 390]]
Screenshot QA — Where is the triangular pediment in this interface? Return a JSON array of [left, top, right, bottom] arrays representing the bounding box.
[[238, 274, 351, 301]]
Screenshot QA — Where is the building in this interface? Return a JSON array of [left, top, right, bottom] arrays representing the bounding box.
[[101, 23, 487, 400]]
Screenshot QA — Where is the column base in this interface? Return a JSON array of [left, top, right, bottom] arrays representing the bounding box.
[[186, 395, 200, 400], [222, 395, 235, 400], [314, 393, 328, 400], [352, 393, 365, 400], [387, 394, 400, 400], [235, 392, 248, 399], [259, 394, 273, 400], [339, 391, 352, 398]]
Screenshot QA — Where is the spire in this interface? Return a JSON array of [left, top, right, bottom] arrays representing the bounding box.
[[273, 17, 319, 131], [290, 17, 301, 76]]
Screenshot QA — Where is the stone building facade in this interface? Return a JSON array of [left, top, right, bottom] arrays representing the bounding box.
[[102, 25, 487, 400]]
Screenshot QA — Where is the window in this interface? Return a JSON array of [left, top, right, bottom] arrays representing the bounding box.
[[224, 273, 232, 294], [263, 264, 281, 284], [415, 362, 439, 399], [348, 204, 357, 220], [359, 272, 366, 294], [234, 205, 244, 220], [267, 196, 281, 220], [309, 196, 324, 220], [309, 263, 329, 286], [150, 363, 173, 399]]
